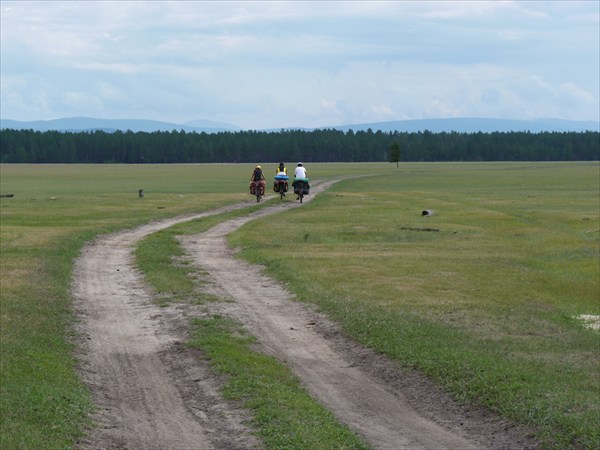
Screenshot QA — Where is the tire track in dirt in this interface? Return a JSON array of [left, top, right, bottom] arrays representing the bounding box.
[[73, 203, 262, 449], [73, 180, 537, 449]]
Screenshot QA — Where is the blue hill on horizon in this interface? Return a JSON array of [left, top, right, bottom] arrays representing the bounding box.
[[0, 117, 239, 133], [323, 117, 599, 133]]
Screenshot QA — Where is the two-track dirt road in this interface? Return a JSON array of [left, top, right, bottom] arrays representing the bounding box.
[[73, 180, 537, 449]]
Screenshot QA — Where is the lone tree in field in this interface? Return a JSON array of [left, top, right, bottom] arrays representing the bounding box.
[[388, 141, 401, 168]]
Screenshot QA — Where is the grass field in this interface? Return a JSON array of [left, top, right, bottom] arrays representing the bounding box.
[[0, 163, 252, 449], [1, 162, 599, 449], [229, 162, 600, 448]]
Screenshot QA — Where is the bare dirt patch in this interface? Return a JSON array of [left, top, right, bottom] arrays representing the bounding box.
[[577, 314, 600, 330], [73, 181, 539, 449]]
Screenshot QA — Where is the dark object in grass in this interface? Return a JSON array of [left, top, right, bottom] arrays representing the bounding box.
[[401, 227, 440, 232], [0, 194, 14, 198], [422, 209, 434, 216], [139, 189, 144, 198]]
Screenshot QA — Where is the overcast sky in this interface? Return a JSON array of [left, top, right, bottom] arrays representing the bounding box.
[[1, 1, 598, 129]]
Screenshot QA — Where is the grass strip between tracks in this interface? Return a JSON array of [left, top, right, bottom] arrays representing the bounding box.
[[135, 210, 371, 449]]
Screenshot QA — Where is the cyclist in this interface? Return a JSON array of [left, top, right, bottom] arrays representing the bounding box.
[[274, 162, 289, 194], [250, 165, 266, 196]]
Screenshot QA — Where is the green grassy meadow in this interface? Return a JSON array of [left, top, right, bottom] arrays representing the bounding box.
[[1, 162, 599, 449], [229, 162, 600, 448], [0, 164, 252, 449]]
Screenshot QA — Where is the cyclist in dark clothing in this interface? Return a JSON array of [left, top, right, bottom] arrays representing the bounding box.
[[250, 165, 266, 195]]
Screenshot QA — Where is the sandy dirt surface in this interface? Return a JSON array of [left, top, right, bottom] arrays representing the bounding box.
[[73, 181, 538, 449]]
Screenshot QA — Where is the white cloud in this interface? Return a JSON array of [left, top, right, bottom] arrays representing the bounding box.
[[1, 0, 598, 127], [62, 91, 102, 111]]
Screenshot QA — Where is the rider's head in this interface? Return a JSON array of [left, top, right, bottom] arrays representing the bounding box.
[[256, 165, 261, 169], [297, 162, 303, 166], [279, 162, 285, 168]]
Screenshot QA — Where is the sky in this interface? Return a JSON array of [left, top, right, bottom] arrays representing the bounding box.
[[1, 1, 598, 130]]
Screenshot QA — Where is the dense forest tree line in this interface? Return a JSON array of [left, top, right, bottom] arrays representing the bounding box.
[[0, 128, 598, 163]]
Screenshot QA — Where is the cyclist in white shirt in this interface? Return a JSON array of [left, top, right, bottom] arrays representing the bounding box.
[[294, 162, 307, 179]]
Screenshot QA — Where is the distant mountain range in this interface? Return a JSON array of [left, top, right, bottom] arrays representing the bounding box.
[[325, 118, 599, 133], [0, 117, 240, 133], [1, 116, 598, 134]]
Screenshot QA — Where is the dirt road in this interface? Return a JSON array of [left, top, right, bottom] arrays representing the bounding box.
[[73, 181, 536, 449]]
